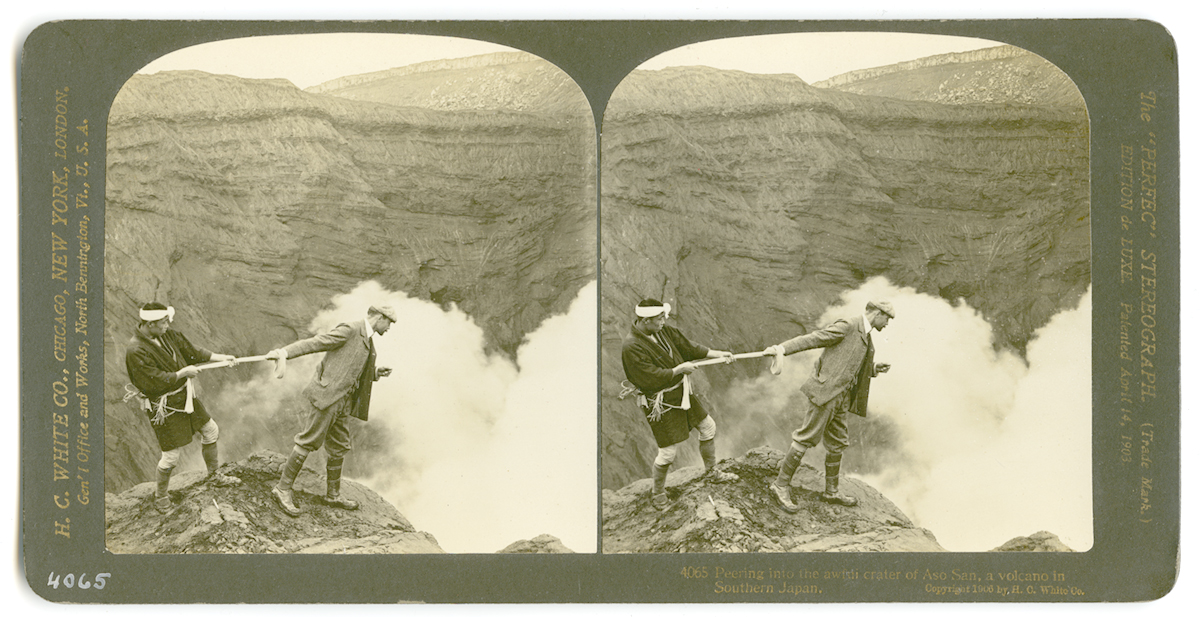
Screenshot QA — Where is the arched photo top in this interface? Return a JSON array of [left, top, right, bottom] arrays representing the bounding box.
[[104, 31, 597, 556], [599, 30, 1091, 555]]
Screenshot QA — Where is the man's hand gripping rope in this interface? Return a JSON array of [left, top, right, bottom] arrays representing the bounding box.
[[688, 350, 783, 375], [195, 354, 288, 379]]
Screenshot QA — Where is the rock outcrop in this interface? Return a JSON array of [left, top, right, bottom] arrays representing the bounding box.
[[498, 534, 575, 554], [990, 531, 1076, 552], [602, 447, 945, 553], [600, 48, 1089, 490], [104, 54, 595, 493], [105, 450, 444, 554]]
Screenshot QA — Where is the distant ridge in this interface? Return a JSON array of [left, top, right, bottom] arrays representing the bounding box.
[[813, 45, 1082, 107], [813, 45, 1019, 89], [306, 52, 534, 94], [303, 51, 582, 114]]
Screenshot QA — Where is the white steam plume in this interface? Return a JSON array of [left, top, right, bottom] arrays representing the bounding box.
[[402, 281, 598, 553], [728, 277, 1092, 551], [299, 280, 596, 553]]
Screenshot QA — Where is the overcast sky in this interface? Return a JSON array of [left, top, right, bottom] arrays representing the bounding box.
[[637, 31, 1005, 83], [136, 30, 1005, 90]]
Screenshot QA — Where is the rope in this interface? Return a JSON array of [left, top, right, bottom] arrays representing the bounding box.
[[123, 381, 190, 425], [691, 350, 782, 374], [689, 352, 756, 367], [618, 380, 686, 422], [195, 354, 286, 379], [194, 354, 271, 371], [617, 350, 785, 421]]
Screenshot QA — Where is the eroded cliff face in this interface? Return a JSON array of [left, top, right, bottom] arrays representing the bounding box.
[[600, 52, 1089, 489], [105, 60, 595, 493]]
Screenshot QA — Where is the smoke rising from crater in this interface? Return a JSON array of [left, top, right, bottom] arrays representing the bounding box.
[[214, 280, 597, 553], [721, 277, 1091, 551]]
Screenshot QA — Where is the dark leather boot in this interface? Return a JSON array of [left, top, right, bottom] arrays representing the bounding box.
[[820, 452, 858, 507], [769, 445, 807, 513], [320, 456, 359, 510], [774, 444, 806, 487], [272, 446, 308, 517], [769, 481, 799, 514]]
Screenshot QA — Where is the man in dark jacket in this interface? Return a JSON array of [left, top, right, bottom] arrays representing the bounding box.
[[763, 300, 895, 512], [621, 298, 737, 510], [266, 305, 396, 516], [124, 302, 242, 513]]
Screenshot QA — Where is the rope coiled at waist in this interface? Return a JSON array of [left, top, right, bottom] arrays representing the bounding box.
[[618, 375, 691, 422], [123, 379, 195, 426]]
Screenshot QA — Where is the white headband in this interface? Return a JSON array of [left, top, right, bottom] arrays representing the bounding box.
[[635, 303, 670, 318], [140, 306, 175, 323]]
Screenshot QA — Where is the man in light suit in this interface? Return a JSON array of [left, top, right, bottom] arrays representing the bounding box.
[[266, 305, 396, 516], [763, 300, 895, 513]]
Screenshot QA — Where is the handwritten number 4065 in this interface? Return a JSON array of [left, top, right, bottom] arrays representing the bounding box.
[[47, 572, 109, 590]]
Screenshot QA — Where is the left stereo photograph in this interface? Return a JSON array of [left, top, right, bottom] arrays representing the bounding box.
[[100, 32, 598, 556]]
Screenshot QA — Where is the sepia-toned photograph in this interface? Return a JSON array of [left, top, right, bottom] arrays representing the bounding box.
[[15, 17, 1180, 606], [101, 32, 598, 554], [600, 31, 1092, 554]]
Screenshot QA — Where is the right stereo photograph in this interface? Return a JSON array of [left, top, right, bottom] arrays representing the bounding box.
[[599, 31, 1091, 555]]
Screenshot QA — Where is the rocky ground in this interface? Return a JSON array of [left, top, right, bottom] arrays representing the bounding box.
[[105, 450, 443, 554], [602, 446, 945, 553], [602, 446, 1076, 554]]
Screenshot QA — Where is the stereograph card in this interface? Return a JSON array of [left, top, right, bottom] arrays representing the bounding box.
[[16, 19, 1179, 605]]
